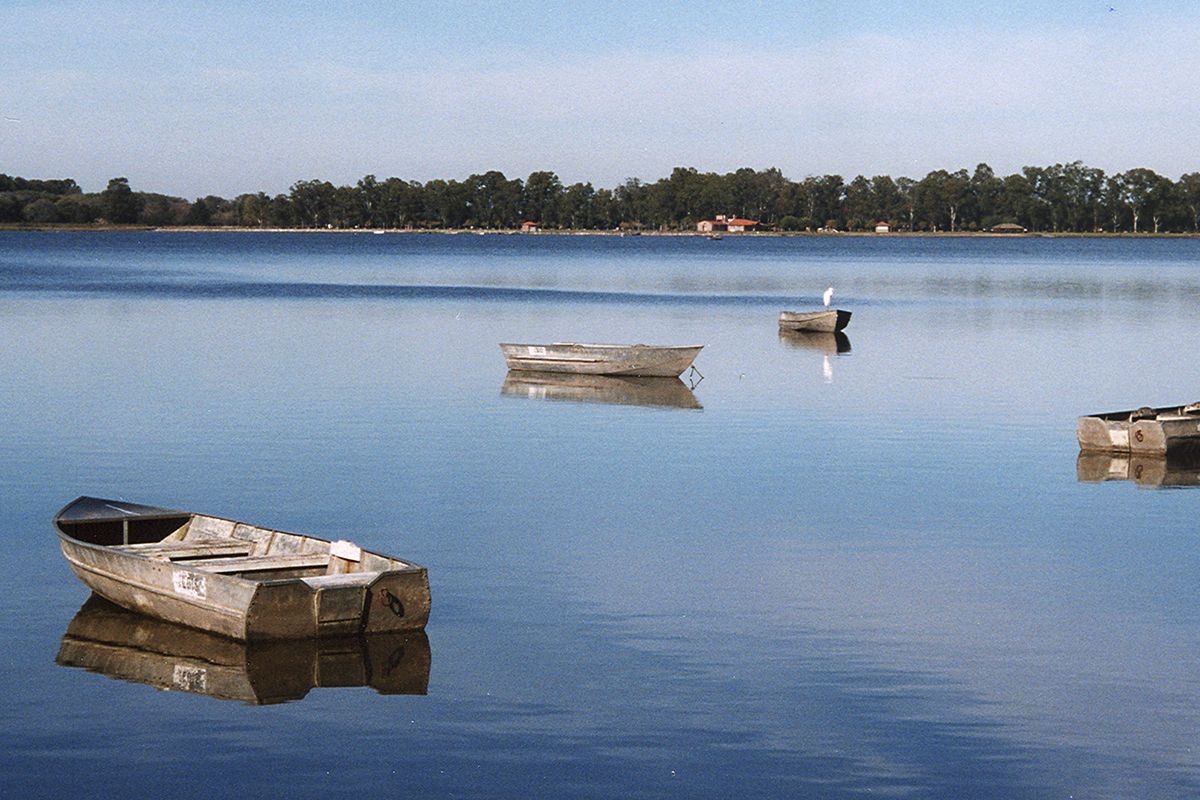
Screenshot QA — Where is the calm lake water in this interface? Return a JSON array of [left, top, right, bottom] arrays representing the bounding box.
[[1, 231, 1198, 799]]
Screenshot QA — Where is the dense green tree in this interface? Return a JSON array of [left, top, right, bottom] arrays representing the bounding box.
[[183, 197, 212, 226], [373, 178, 418, 228], [591, 187, 617, 229], [614, 178, 647, 227], [288, 180, 336, 227], [1178, 172, 1200, 232], [522, 171, 563, 227], [1115, 168, 1166, 233], [842, 175, 873, 230], [22, 198, 59, 223], [465, 171, 521, 228], [55, 194, 100, 224], [100, 177, 141, 224], [233, 192, 272, 227], [895, 177, 917, 231], [267, 194, 296, 227], [917, 169, 970, 231], [558, 182, 595, 229], [138, 195, 176, 226], [330, 185, 366, 227]]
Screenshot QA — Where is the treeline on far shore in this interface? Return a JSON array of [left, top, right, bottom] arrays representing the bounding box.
[[3, 163, 1200, 234]]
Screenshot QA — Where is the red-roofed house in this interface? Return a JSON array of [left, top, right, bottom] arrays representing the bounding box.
[[697, 214, 761, 233]]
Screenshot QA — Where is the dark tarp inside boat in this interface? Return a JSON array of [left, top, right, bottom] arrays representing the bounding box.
[[55, 496, 192, 546]]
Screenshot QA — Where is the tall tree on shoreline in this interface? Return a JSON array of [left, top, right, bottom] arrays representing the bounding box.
[[100, 177, 140, 224], [1179, 172, 1200, 232]]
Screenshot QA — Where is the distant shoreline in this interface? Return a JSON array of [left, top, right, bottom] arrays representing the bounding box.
[[2, 224, 1199, 238]]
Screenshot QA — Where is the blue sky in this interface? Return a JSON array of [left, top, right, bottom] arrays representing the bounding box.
[[2, 1, 1197, 196]]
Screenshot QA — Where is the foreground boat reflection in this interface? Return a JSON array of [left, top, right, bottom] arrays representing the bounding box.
[[501, 371, 701, 409], [56, 596, 430, 704], [1076, 451, 1200, 488], [778, 330, 852, 354]]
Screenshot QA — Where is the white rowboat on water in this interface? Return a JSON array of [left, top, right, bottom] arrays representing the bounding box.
[[499, 342, 703, 377]]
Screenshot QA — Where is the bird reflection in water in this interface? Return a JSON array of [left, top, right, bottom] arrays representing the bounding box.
[[56, 596, 430, 705]]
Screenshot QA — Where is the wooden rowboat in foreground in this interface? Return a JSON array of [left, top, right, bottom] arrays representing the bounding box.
[[54, 497, 430, 640], [1076, 402, 1200, 455], [500, 342, 703, 377], [778, 309, 852, 333]]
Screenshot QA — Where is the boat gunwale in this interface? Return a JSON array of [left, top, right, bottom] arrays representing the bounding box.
[[1080, 404, 1200, 422], [499, 342, 704, 352], [53, 497, 427, 585]]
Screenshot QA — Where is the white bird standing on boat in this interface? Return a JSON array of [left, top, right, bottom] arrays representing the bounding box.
[[823, 287, 834, 307]]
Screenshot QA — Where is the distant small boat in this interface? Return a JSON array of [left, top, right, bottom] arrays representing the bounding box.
[[57, 596, 430, 704], [501, 371, 701, 409], [1077, 402, 1200, 455], [778, 330, 852, 354], [778, 309, 851, 332], [499, 342, 703, 377], [54, 497, 430, 640]]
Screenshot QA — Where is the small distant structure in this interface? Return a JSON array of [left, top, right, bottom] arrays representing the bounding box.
[[520, 221, 540, 233], [990, 222, 1026, 233], [874, 221, 891, 233], [697, 214, 761, 233]]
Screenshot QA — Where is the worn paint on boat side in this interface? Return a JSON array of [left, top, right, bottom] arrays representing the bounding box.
[[1076, 403, 1200, 455]]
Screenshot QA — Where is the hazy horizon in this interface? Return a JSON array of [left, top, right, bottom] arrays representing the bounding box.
[[3, 1, 1198, 198]]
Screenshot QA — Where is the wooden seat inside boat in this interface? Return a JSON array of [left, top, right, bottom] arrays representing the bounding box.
[[115, 540, 254, 560], [182, 552, 332, 574]]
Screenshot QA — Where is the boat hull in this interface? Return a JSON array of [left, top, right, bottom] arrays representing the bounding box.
[[1076, 403, 1200, 456], [499, 343, 703, 377], [778, 309, 851, 332], [55, 497, 431, 641]]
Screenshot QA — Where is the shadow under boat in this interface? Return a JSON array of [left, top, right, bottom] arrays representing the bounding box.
[[501, 370, 702, 409], [1076, 448, 1200, 488], [56, 595, 431, 705], [778, 330, 852, 354]]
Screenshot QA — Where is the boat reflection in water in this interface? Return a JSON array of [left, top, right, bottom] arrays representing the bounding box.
[[779, 331, 852, 384], [56, 596, 431, 705], [1076, 450, 1200, 488], [501, 371, 702, 410], [777, 330, 852, 355]]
